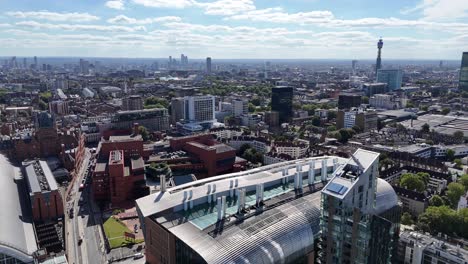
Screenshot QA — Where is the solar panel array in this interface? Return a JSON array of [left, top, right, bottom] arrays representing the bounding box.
[[326, 182, 348, 195]]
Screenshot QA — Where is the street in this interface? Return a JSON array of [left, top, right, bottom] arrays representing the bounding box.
[[65, 148, 107, 264]]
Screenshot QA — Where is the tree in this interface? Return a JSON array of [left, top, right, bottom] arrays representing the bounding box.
[[338, 129, 353, 143], [416, 172, 430, 185], [459, 174, 468, 190], [251, 97, 261, 106], [327, 111, 337, 121], [421, 123, 430, 133], [399, 173, 426, 192], [361, 96, 369, 104], [352, 125, 362, 134], [429, 195, 445, 207], [417, 206, 458, 236], [401, 212, 414, 225], [239, 144, 251, 156], [454, 159, 462, 168], [138, 126, 150, 141], [447, 149, 455, 161], [446, 182, 466, 207], [312, 116, 321, 126], [145, 96, 169, 108], [454, 131, 464, 142], [441, 108, 451, 115], [248, 103, 256, 113]]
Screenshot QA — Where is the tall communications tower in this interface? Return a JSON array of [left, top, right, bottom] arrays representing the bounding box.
[[375, 38, 383, 77]]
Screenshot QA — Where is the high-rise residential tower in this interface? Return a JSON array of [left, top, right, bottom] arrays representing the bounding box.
[[271, 86, 293, 124], [376, 38, 383, 77], [460, 52, 468, 91], [320, 149, 401, 264]]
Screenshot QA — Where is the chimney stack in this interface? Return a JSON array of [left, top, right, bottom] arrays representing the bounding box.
[[133, 123, 139, 136]]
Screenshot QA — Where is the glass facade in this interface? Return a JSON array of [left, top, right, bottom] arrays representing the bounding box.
[[377, 69, 403, 91], [460, 52, 468, 91], [0, 253, 27, 264], [271, 86, 293, 124]]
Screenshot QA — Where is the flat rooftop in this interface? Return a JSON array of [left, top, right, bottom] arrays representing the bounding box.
[[137, 156, 347, 219], [24, 160, 58, 193]]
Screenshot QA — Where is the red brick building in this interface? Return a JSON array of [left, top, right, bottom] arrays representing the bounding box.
[[23, 160, 64, 222], [93, 134, 147, 205], [163, 134, 243, 178]]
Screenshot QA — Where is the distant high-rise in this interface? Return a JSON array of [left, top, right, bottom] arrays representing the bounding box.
[[459, 52, 468, 91], [376, 38, 383, 77], [33, 56, 37, 69], [377, 69, 403, 91], [232, 99, 248, 117], [206, 57, 212, 73], [352, 60, 358, 74], [439, 60, 443, 68], [271, 86, 293, 124], [170, 97, 185, 125]]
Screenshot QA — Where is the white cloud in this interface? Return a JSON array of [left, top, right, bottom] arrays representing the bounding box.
[[131, 0, 194, 8], [195, 0, 255, 16], [105, 0, 125, 10], [401, 0, 468, 21], [16, 21, 146, 32], [6, 11, 100, 22], [107, 15, 181, 24]]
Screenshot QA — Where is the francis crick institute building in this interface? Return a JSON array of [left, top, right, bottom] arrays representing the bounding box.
[[136, 149, 401, 264]]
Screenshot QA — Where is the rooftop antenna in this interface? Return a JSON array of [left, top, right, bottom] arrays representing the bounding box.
[[350, 153, 364, 174]]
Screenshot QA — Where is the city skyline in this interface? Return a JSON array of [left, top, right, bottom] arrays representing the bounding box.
[[0, 0, 467, 59]]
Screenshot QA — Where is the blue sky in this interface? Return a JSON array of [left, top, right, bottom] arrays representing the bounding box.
[[0, 0, 467, 59]]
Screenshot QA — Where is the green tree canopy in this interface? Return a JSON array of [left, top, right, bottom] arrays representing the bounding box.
[[429, 195, 445, 207], [145, 96, 169, 109], [399, 173, 426, 192], [401, 212, 414, 225], [446, 182, 466, 207], [138, 126, 150, 141], [447, 149, 455, 161], [459, 174, 468, 190]]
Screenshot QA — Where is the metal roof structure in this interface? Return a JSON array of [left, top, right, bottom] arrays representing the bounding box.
[[0, 154, 38, 263], [137, 153, 397, 263], [23, 160, 58, 194]]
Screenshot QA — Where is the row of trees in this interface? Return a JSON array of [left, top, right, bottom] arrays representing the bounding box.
[[144, 96, 169, 109], [401, 175, 468, 238]]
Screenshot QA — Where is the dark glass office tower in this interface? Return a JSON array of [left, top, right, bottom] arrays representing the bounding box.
[[460, 52, 468, 91], [271, 86, 293, 124]]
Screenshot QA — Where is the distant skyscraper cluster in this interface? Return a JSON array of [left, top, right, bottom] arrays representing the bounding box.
[[180, 54, 188, 65]]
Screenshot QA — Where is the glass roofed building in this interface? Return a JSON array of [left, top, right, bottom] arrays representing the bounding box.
[[136, 148, 400, 264]]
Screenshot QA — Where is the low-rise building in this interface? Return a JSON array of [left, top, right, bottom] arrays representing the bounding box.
[[23, 160, 64, 222], [227, 136, 272, 153], [112, 108, 169, 132], [397, 231, 468, 264]]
